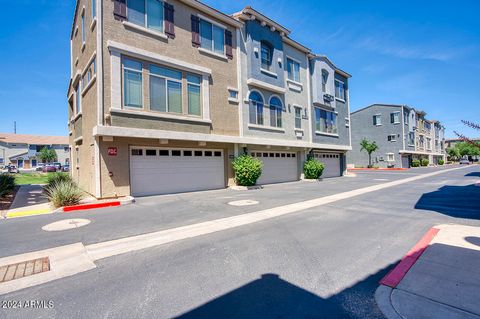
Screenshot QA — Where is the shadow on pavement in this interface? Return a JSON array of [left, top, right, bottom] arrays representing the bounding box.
[[465, 172, 480, 177], [174, 265, 394, 319], [465, 236, 480, 247], [415, 184, 480, 219]]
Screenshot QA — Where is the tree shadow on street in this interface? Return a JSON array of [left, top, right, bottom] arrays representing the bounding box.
[[465, 171, 480, 177], [415, 184, 480, 219], [174, 265, 394, 319]]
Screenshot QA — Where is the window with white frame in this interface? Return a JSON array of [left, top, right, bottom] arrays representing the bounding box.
[[127, 0, 164, 32], [75, 84, 81, 113], [200, 19, 225, 55], [149, 65, 183, 114], [82, 57, 96, 91], [294, 106, 302, 129], [187, 74, 201, 116], [315, 108, 338, 134], [249, 91, 264, 125], [408, 132, 415, 145], [335, 79, 345, 100], [426, 137, 432, 150], [391, 112, 400, 124], [286, 58, 300, 82], [388, 134, 396, 142], [387, 153, 395, 162], [92, 0, 96, 19], [123, 58, 143, 108], [228, 89, 238, 100], [321, 69, 328, 93], [404, 110, 409, 125], [260, 41, 273, 71], [373, 114, 381, 126], [269, 96, 283, 128], [345, 117, 350, 127], [81, 13, 86, 44]]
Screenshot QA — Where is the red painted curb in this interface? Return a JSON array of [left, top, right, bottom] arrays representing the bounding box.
[[63, 201, 121, 212], [380, 227, 440, 288]]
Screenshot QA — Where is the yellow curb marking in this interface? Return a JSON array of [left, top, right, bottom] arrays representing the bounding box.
[[7, 209, 52, 218]]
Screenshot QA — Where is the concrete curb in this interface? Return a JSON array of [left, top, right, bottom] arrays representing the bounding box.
[[229, 185, 264, 191], [375, 285, 403, 319], [53, 196, 135, 213], [301, 178, 324, 182]]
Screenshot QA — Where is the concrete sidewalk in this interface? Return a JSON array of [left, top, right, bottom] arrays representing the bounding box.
[[5, 185, 51, 218], [376, 224, 480, 319]]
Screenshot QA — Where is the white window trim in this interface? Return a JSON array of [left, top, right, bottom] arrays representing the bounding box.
[[286, 56, 301, 83], [373, 114, 382, 126], [388, 134, 397, 142], [269, 95, 283, 129], [109, 41, 211, 120], [260, 68, 278, 78], [90, 17, 97, 31], [391, 111, 401, 124], [248, 123, 285, 133], [148, 66, 185, 114], [125, 0, 165, 35], [246, 78, 286, 94], [197, 14, 227, 30], [81, 75, 97, 96], [294, 106, 302, 129], [314, 107, 339, 135], [123, 21, 168, 40], [387, 153, 395, 162], [334, 79, 346, 102], [227, 87, 239, 103], [248, 90, 265, 126], [345, 117, 350, 127], [198, 47, 228, 60], [110, 108, 212, 124]]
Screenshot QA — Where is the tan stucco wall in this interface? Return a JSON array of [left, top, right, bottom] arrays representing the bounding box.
[[102, 0, 240, 137], [99, 137, 235, 198], [69, 0, 98, 196]]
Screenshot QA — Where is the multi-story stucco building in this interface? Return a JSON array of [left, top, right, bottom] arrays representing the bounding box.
[[0, 133, 70, 168], [68, 1, 352, 198], [348, 104, 446, 168]]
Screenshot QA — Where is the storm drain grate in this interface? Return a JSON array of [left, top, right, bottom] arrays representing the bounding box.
[[0, 257, 50, 283]]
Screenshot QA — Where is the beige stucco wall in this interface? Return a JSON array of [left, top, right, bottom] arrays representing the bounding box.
[[99, 137, 235, 198], [68, 0, 98, 196], [102, 0, 240, 136]]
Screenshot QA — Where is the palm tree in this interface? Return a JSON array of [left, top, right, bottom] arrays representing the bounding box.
[[360, 138, 379, 168]]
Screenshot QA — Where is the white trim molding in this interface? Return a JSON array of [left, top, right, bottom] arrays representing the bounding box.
[[94, 125, 353, 151], [246, 78, 286, 94], [107, 40, 212, 75], [110, 108, 212, 125]]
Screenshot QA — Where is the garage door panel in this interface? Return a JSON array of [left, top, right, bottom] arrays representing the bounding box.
[[253, 152, 298, 185], [130, 148, 224, 196], [314, 153, 341, 178]]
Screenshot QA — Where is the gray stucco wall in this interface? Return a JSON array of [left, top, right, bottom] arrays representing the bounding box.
[[309, 58, 351, 148], [348, 104, 405, 168]]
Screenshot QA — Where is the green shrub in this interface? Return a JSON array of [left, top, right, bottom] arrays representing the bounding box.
[[44, 173, 72, 193], [303, 159, 325, 179], [421, 158, 429, 167], [232, 154, 263, 186], [438, 159, 445, 165], [411, 159, 421, 167], [0, 174, 16, 198], [45, 180, 83, 208]]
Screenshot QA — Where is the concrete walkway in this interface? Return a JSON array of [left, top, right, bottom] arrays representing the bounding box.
[[6, 185, 51, 218], [376, 224, 480, 319]]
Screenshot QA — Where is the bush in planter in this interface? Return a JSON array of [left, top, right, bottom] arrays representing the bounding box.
[[232, 154, 263, 186], [438, 159, 445, 165], [0, 174, 16, 198], [411, 159, 421, 167], [421, 158, 429, 167], [303, 159, 325, 179], [45, 180, 83, 208], [44, 173, 72, 193]]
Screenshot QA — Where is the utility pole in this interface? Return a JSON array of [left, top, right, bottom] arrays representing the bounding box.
[[14, 121, 16, 134]]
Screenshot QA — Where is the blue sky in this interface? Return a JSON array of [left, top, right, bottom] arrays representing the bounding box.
[[0, 1, 478, 138]]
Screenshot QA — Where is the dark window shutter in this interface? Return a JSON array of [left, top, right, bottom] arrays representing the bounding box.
[[164, 3, 175, 38], [191, 15, 201, 47], [225, 30, 233, 59], [113, 0, 127, 21]]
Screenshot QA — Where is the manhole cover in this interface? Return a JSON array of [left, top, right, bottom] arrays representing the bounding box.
[[228, 200, 259, 206], [0, 257, 50, 283], [42, 219, 91, 232]]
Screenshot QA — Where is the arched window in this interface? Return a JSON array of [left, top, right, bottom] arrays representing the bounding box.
[[249, 91, 264, 125], [260, 41, 273, 71], [269, 96, 283, 128], [321, 69, 329, 93]]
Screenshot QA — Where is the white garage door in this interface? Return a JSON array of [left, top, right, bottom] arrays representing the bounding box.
[[252, 151, 298, 185], [314, 153, 341, 178], [130, 147, 225, 197]]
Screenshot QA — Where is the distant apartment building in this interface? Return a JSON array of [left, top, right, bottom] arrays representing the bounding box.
[[0, 133, 70, 168], [67, 1, 352, 198], [348, 104, 446, 168]]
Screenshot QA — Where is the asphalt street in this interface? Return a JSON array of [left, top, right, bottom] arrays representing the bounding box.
[[1, 165, 479, 319]]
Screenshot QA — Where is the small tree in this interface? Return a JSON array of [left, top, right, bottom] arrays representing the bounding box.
[[446, 147, 460, 162], [38, 147, 57, 163], [360, 138, 379, 168]]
